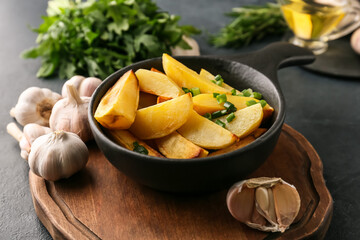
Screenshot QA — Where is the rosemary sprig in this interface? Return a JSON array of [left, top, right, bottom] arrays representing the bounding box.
[[211, 3, 288, 48]]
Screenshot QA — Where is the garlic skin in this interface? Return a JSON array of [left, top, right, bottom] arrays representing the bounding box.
[[50, 84, 93, 142], [62, 75, 102, 98], [11, 87, 62, 126], [171, 36, 200, 56], [20, 123, 52, 160], [227, 177, 300, 233], [351, 28, 360, 55], [28, 131, 88, 181]]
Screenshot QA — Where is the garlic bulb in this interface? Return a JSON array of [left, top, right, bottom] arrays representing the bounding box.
[[226, 177, 300, 233], [62, 75, 102, 98], [351, 28, 360, 55], [28, 130, 88, 181], [50, 84, 93, 142], [11, 87, 62, 126], [171, 36, 200, 56]]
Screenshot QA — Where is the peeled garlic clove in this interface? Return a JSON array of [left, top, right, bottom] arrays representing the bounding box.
[[50, 84, 93, 142], [28, 130, 88, 181], [226, 177, 301, 233], [11, 87, 62, 126], [62, 75, 102, 98]]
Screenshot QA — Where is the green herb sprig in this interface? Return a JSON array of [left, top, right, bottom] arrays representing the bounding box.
[[210, 3, 287, 48], [22, 0, 200, 79]]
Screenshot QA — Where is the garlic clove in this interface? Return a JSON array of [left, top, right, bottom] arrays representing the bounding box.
[[28, 130, 88, 181], [226, 177, 301, 233], [12, 87, 62, 126], [61, 75, 85, 97], [78, 77, 102, 97], [50, 84, 93, 142], [62, 75, 102, 98], [227, 180, 255, 223], [272, 182, 301, 232]]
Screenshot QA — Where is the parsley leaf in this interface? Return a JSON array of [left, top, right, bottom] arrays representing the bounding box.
[[22, 0, 200, 79]]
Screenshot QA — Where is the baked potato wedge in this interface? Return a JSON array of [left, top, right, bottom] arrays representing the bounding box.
[[94, 70, 139, 130], [135, 69, 183, 98], [177, 110, 238, 149], [155, 131, 208, 159], [162, 54, 231, 94], [216, 103, 263, 138], [130, 93, 193, 139], [192, 93, 274, 121], [199, 68, 241, 94], [105, 129, 163, 157]]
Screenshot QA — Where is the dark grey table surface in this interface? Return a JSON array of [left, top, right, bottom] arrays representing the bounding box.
[[1, 0, 359, 239]]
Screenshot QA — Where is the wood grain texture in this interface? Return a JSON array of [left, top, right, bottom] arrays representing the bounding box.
[[29, 124, 333, 240]]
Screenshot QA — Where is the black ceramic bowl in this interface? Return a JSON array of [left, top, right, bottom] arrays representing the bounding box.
[[89, 42, 314, 193]]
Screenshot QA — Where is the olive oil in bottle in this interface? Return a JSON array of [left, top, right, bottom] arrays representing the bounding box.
[[281, 0, 345, 40]]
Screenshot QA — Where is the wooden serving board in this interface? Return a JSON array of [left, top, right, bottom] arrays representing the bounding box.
[[29, 124, 333, 240]]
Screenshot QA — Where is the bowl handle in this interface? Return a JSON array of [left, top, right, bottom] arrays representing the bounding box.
[[224, 42, 315, 85]]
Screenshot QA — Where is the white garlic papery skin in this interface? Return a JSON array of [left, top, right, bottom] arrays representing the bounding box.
[[226, 177, 301, 233], [171, 36, 200, 56], [62, 75, 102, 98], [12, 87, 62, 126], [28, 131, 89, 181], [50, 84, 93, 142], [19, 123, 52, 160]]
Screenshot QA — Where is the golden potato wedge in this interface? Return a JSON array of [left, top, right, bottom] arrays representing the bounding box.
[[94, 70, 139, 130], [105, 129, 163, 157], [155, 131, 208, 159], [129, 93, 193, 140], [216, 103, 263, 138], [162, 54, 231, 94], [192, 93, 274, 121], [157, 96, 172, 104], [138, 92, 157, 109], [208, 128, 268, 157], [151, 67, 164, 74], [177, 110, 238, 149], [135, 69, 183, 98], [199, 68, 241, 94]]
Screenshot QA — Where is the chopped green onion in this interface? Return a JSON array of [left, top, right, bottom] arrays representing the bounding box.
[[231, 89, 237, 95], [237, 92, 244, 96], [242, 88, 253, 97], [211, 80, 216, 84], [224, 101, 237, 113], [182, 87, 190, 93], [246, 100, 257, 106], [216, 94, 227, 104], [203, 113, 212, 120], [223, 101, 234, 110], [214, 74, 223, 81], [191, 87, 201, 96], [253, 92, 263, 100], [211, 109, 227, 118], [216, 79, 223, 86], [213, 92, 220, 98], [215, 119, 226, 128], [226, 112, 236, 123], [260, 100, 267, 108], [133, 142, 148, 155]]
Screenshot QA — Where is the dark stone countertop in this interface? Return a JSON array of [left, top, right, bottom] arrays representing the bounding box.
[[1, 0, 359, 239]]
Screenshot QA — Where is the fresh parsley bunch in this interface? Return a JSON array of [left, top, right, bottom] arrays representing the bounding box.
[[22, 0, 200, 79], [211, 3, 287, 48]]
